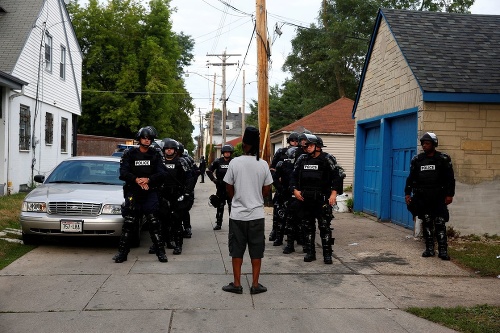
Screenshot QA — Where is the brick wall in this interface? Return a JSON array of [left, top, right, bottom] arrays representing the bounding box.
[[422, 102, 500, 184], [77, 134, 134, 156]]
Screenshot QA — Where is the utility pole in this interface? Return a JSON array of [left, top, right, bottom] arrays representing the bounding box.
[[209, 73, 217, 164], [207, 50, 240, 145], [242, 69, 245, 138], [256, 0, 270, 163]]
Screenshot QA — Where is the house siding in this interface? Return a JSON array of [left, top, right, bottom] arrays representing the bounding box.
[[0, 0, 82, 194], [322, 136, 354, 188], [356, 19, 422, 120]]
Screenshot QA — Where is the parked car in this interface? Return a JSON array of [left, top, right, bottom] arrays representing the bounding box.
[[19, 156, 143, 246], [112, 144, 138, 157]]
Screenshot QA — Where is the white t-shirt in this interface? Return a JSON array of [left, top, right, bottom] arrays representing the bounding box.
[[223, 155, 273, 221]]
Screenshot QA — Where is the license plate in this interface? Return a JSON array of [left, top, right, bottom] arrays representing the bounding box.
[[60, 220, 83, 233]]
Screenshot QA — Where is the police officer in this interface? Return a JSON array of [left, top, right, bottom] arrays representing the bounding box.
[[405, 132, 455, 260], [157, 138, 191, 255], [113, 126, 168, 263], [174, 143, 195, 239], [290, 134, 343, 264], [206, 144, 234, 230], [269, 132, 299, 243], [199, 156, 207, 183], [273, 146, 298, 248]]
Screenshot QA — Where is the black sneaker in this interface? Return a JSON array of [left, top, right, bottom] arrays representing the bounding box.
[[222, 282, 243, 294], [268, 230, 276, 242], [283, 245, 295, 254], [173, 246, 182, 255], [324, 256, 333, 264], [148, 244, 156, 254], [213, 224, 221, 230], [250, 283, 267, 295], [183, 228, 192, 238]]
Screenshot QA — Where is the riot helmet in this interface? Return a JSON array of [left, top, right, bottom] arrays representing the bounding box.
[[304, 133, 319, 145], [221, 144, 234, 153], [287, 132, 299, 144], [135, 126, 157, 147], [315, 135, 326, 148], [162, 138, 178, 150], [420, 132, 438, 147]]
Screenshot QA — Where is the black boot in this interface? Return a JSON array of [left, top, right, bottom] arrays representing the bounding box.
[[321, 231, 334, 265], [303, 231, 316, 262], [268, 229, 276, 242], [183, 227, 192, 238], [282, 234, 295, 254], [421, 220, 435, 257], [173, 229, 183, 255], [114, 228, 131, 263], [214, 207, 223, 230], [435, 219, 450, 260], [156, 246, 168, 262]]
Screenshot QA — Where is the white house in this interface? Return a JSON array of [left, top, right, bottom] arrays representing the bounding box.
[[0, 0, 82, 195]]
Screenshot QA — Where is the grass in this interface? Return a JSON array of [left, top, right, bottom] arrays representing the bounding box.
[[448, 237, 500, 277], [0, 192, 35, 270], [406, 304, 500, 333]]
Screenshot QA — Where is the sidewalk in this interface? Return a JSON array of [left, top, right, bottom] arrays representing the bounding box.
[[0, 181, 498, 333]]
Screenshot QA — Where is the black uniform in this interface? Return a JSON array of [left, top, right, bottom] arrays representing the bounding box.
[[179, 153, 198, 238], [207, 156, 232, 228], [405, 151, 455, 259], [158, 155, 190, 254], [115, 146, 167, 262], [199, 157, 207, 183], [269, 147, 289, 243], [290, 152, 343, 263]]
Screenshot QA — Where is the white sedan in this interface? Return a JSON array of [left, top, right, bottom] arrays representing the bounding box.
[[19, 156, 143, 246]]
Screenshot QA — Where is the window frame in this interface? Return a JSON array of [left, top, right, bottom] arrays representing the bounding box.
[[61, 117, 68, 153], [45, 32, 52, 72], [59, 45, 66, 79], [19, 105, 31, 151], [45, 112, 53, 145]]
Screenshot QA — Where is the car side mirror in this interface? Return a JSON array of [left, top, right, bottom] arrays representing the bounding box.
[[34, 175, 45, 183]]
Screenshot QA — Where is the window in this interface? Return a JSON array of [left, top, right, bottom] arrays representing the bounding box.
[[19, 105, 31, 150], [60, 46, 66, 79], [45, 112, 53, 144], [61, 117, 68, 152], [45, 33, 52, 72]]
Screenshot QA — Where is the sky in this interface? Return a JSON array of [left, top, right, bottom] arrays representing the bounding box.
[[168, 0, 500, 138], [78, 0, 500, 138]]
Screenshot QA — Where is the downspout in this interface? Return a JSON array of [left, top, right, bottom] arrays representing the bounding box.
[[7, 87, 26, 194]]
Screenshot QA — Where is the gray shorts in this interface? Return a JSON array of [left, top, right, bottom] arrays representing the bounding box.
[[228, 218, 265, 259]]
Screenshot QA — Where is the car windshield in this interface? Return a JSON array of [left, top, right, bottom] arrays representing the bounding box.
[[45, 160, 124, 185]]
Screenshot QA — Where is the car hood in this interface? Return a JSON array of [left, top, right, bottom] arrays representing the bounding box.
[[26, 184, 124, 204]]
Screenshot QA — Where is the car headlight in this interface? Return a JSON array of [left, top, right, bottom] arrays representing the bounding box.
[[22, 201, 47, 212], [101, 204, 122, 215]]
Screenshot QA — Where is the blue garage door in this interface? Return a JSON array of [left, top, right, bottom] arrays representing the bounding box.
[[362, 126, 381, 215], [390, 115, 417, 228]]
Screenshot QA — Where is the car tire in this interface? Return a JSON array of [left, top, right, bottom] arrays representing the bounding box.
[[22, 233, 39, 245]]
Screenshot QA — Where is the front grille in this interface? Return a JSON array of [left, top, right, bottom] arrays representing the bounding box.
[[48, 202, 102, 216]]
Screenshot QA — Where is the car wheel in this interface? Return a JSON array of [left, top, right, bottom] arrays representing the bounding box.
[[22, 233, 39, 245]]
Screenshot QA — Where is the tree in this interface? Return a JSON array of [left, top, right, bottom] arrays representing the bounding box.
[[67, 0, 196, 151], [265, 0, 475, 130]]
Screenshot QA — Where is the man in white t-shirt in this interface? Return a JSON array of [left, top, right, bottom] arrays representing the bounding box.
[[222, 126, 273, 295]]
